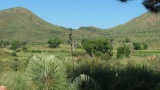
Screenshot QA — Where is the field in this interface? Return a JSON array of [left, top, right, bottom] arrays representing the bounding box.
[[1, 43, 160, 90]]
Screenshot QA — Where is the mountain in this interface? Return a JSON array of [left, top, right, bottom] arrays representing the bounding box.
[[0, 7, 106, 43], [106, 12, 160, 44], [0, 7, 70, 43], [1, 7, 160, 45]]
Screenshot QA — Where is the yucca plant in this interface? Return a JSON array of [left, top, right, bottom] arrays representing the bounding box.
[[26, 55, 68, 90], [71, 74, 100, 90]]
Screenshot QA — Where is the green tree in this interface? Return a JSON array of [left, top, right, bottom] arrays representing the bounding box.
[[10, 40, 21, 50], [118, 0, 160, 12], [81, 38, 113, 58], [117, 45, 131, 59], [48, 38, 61, 48]]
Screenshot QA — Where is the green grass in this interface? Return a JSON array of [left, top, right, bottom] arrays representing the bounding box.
[[1, 43, 160, 89]]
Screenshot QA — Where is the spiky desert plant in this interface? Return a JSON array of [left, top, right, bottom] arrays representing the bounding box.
[[26, 55, 68, 90], [71, 74, 100, 90]]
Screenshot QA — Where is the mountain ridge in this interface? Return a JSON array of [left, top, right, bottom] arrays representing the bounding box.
[[1, 7, 160, 45], [0, 7, 106, 43]]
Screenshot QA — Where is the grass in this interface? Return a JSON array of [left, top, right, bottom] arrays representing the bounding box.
[[1, 43, 160, 90]]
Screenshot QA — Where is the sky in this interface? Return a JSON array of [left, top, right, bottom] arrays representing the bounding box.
[[0, 0, 147, 29]]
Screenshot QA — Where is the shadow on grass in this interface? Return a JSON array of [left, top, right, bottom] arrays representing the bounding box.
[[69, 60, 160, 90]]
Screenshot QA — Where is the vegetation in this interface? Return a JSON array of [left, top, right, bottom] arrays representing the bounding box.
[[0, 43, 160, 90], [26, 55, 68, 90], [119, 0, 160, 12], [81, 38, 113, 58], [117, 45, 131, 59], [133, 42, 148, 50], [48, 38, 61, 48], [1, 5, 160, 90], [133, 42, 142, 50], [10, 40, 27, 50]]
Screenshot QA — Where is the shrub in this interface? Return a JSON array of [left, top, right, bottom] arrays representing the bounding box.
[[142, 42, 148, 50], [125, 38, 130, 43], [31, 50, 41, 53], [48, 38, 61, 48], [71, 74, 101, 90], [22, 47, 27, 51], [11, 52, 17, 56], [26, 55, 68, 90], [117, 45, 131, 59], [10, 40, 27, 50], [81, 38, 113, 58], [10, 58, 20, 71], [133, 42, 142, 50]]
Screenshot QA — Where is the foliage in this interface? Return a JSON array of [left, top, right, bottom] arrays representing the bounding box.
[[0, 40, 9, 47], [132, 42, 148, 50], [118, 0, 160, 12], [81, 38, 113, 58], [68, 59, 160, 90], [117, 45, 131, 59], [10, 58, 20, 71], [125, 38, 130, 43], [0, 72, 29, 90], [26, 55, 68, 90], [48, 38, 62, 48], [142, 42, 148, 50], [10, 52, 17, 56], [10, 40, 27, 50], [71, 74, 100, 90], [31, 50, 42, 53], [133, 42, 142, 50]]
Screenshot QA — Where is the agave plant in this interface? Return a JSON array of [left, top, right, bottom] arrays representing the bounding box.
[[26, 55, 68, 90], [71, 74, 100, 90]]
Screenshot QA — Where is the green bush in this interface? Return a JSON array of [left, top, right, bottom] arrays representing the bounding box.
[[31, 50, 42, 53], [10, 40, 27, 50], [117, 45, 131, 59], [22, 46, 27, 51], [133, 42, 148, 50], [142, 42, 148, 50], [10, 58, 20, 71], [81, 38, 113, 58], [125, 38, 130, 43], [133, 42, 142, 50], [48, 38, 61, 48], [11, 52, 17, 56]]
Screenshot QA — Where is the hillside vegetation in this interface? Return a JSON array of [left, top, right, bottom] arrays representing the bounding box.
[[1, 7, 160, 45], [106, 12, 160, 46], [0, 7, 106, 43]]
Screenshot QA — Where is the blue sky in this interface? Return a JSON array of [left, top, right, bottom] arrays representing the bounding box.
[[0, 0, 147, 29]]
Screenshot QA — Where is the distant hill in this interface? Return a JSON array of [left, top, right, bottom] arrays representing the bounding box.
[[106, 12, 160, 44], [1, 7, 160, 45], [0, 7, 106, 44]]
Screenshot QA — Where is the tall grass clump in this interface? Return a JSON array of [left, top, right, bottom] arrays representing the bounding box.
[[71, 60, 117, 90], [26, 55, 68, 90], [116, 63, 160, 90], [0, 72, 29, 90]]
